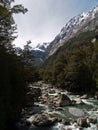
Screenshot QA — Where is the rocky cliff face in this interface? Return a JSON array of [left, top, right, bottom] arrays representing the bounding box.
[[45, 5, 98, 57]]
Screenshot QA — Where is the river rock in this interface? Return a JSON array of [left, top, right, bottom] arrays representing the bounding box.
[[62, 120, 70, 125], [56, 94, 72, 107], [88, 117, 97, 124], [32, 113, 58, 126], [76, 99, 84, 105], [94, 95, 98, 99], [69, 107, 85, 117], [80, 94, 88, 99], [94, 92, 98, 99], [96, 124, 98, 129], [55, 107, 63, 111], [77, 118, 90, 127], [49, 89, 56, 94], [72, 100, 76, 104]]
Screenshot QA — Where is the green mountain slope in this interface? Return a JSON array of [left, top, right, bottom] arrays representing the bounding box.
[[41, 28, 98, 94]]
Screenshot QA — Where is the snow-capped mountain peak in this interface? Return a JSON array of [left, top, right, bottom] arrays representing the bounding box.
[[46, 4, 98, 56], [33, 42, 50, 52], [15, 4, 98, 66], [60, 4, 98, 37], [92, 5, 98, 13], [60, 12, 90, 36]]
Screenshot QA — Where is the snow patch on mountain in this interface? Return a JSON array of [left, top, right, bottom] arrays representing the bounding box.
[[33, 42, 50, 52], [47, 4, 98, 56]]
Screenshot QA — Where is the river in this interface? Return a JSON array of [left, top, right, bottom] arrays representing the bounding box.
[[16, 81, 98, 130]]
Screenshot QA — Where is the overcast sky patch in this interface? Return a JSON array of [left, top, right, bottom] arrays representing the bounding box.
[[13, 0, 98, 48]]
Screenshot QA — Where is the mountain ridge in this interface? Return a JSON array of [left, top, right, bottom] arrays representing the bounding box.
[[45, 4, 98, 56], [16, 4, 98, 66]]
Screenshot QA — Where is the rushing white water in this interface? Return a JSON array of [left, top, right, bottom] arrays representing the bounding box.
[[53, 122, 81, 130], [82, 99, 95, 106], [48, 92, 58, 96], [18, 82, 98, 130], [27, 96, 98, 130]]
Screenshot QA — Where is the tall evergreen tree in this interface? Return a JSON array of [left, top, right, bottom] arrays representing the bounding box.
[[0, 1, 28, 130]]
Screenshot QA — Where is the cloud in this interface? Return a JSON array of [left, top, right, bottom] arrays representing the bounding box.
[[13, 0, 98, 48]]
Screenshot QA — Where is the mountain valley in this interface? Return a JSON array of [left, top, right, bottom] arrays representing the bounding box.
[[17, 5, 98, 66], [1, 1, 98, 130]]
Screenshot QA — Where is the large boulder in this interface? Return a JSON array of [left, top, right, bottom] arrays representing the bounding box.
[[72, 98, 84, 105], [62, 119, 70, 125], [77, 118, 90, 127], [88, 117, 97, 124], [69, 107, 85, 117], [32, 113, 58, 126], [76, 99, 84, 105], [55, 94, 72, 107]]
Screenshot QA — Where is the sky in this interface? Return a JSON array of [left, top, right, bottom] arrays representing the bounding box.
[[13, 0, 98, 48]]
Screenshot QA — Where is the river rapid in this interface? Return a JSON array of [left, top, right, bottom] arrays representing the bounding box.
[[16, 81, 98, 130]]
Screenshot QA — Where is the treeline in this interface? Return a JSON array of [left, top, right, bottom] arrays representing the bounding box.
[[0, 1, 39, 130], [42, 35, 98, 94], [0, 45, 40, 130], [0, 45, 27, 130]]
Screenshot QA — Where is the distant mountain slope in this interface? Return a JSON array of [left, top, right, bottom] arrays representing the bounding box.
[[15, 42, 50, 66], [45, 5, 98, 57], [15, 5, 98, 66], [33, 43, 50, 52]]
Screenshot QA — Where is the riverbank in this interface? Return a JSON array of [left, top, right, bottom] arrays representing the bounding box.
[[16, 81, 98, 130]]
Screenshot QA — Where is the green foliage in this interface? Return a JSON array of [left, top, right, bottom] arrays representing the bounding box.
[[25, 67, 41, 83], [65, 48, 95, 93], [42, 31, 98, 94], [21, 41, 41, 83], [0, 1, 30, 130], [0, 1, 27, 47], [0, 45, 27, 130], [11, 4, 28, 14], [44, 30, 98, 66]]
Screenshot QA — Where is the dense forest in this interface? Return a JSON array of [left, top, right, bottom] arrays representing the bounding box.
[[42, 30, 98, 94], [1, 1, 98, 130], [0, 1, 39, 130]]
